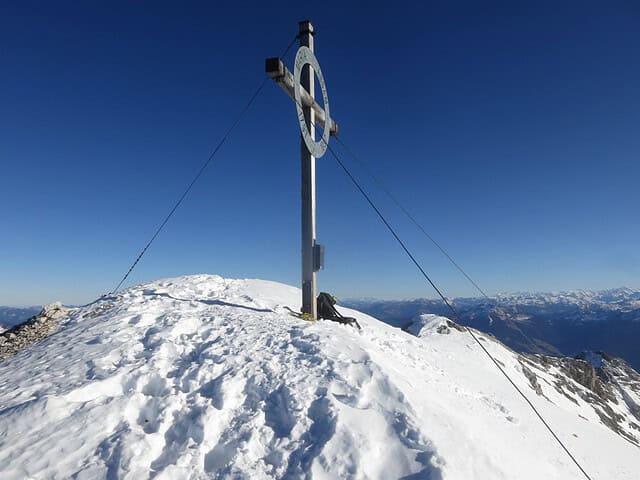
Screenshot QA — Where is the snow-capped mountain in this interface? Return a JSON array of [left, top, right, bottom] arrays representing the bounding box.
[[345, 288, 640, 370], [0, 275, 638, 479]]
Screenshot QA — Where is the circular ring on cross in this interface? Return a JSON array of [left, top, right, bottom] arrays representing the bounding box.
[[293, 46, 330, 158]]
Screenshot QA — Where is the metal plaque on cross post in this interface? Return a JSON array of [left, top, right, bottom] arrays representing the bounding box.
[[265, 20, 339, 319]]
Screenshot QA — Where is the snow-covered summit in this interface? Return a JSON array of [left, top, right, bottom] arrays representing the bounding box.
[[0, 274, 638, 479], [406, 313, 464, 337]]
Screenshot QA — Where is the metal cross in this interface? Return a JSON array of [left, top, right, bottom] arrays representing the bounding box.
[[266, 20, 339, 319]]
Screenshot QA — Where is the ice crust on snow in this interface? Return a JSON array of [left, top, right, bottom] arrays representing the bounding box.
[[0, 274, 638, 479]]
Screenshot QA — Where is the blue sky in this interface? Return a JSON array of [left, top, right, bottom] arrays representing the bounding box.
[[1, 1, 638, 306]]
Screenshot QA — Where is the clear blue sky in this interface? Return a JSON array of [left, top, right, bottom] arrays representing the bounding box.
[[1, 1, 638, 306]]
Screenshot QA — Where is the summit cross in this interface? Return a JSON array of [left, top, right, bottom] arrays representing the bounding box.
[[266, 20, 339, 319]]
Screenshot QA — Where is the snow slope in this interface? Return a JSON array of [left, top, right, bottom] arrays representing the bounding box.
[[0, 274, 638, 479]]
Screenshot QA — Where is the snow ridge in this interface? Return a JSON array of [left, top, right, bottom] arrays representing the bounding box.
[[0, 275, 638, 479]]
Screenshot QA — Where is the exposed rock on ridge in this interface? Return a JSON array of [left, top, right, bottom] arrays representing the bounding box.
[[520, 351, 640, 446], [0, 302, 68, 360]]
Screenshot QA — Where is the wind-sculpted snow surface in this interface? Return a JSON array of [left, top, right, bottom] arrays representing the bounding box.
[[0, 275, 638, 479]]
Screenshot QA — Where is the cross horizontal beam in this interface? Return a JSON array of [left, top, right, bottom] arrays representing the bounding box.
[[265, 57, 339, 136]]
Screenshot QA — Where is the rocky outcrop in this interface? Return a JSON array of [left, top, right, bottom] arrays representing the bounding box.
[[520, 351, 640, 446], [0, 302, 68, 360], [520, 362, 544, 396]]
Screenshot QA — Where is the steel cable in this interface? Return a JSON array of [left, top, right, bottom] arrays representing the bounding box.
[[326, 142, 593, 480], [110, 35, 299, 294]]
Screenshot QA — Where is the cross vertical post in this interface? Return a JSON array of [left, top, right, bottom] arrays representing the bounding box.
[[265, 20, 337, 319], [299, 20, 317, 319]]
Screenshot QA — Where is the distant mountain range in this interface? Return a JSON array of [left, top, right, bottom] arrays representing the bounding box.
[[0, 306, 41, 332], [344, 287, 640, 370]]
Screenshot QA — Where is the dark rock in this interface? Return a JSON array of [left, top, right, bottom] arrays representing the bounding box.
[[0, 302, 69, 361], [522, 351, 640, 446]]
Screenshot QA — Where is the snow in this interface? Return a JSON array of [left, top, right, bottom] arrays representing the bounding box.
[[406, 313, 451, 337], [0, 274, 638, 479]]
